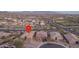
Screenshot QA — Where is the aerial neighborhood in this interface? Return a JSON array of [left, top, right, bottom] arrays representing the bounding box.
[[0, 11, 79, 48]]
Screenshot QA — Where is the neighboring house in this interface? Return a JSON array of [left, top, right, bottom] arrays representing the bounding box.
[[20, 31, 35, 42], [49, 31, 63, 41], [64, 33, 79, 44], [35, 31, 47, 42]]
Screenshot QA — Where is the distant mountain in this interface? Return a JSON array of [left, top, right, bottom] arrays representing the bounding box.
[[10, 11, 79, 14], [16, 11, 59, 15], [56, 11, 79, 14], [0, 11, 79, 15]]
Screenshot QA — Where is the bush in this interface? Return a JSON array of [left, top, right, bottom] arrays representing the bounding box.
[[13, 38, 24, 48]]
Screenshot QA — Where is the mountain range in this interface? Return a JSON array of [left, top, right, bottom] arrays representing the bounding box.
[[0, 11, 79, 15]]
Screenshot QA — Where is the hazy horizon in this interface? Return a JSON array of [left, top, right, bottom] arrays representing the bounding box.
[[0, 11, 79, 14]]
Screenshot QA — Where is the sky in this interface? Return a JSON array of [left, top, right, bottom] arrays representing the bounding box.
[[0, 0, 79, 11]]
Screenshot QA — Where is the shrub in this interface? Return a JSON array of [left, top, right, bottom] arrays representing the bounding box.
[[13, 38, 24, 48]]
